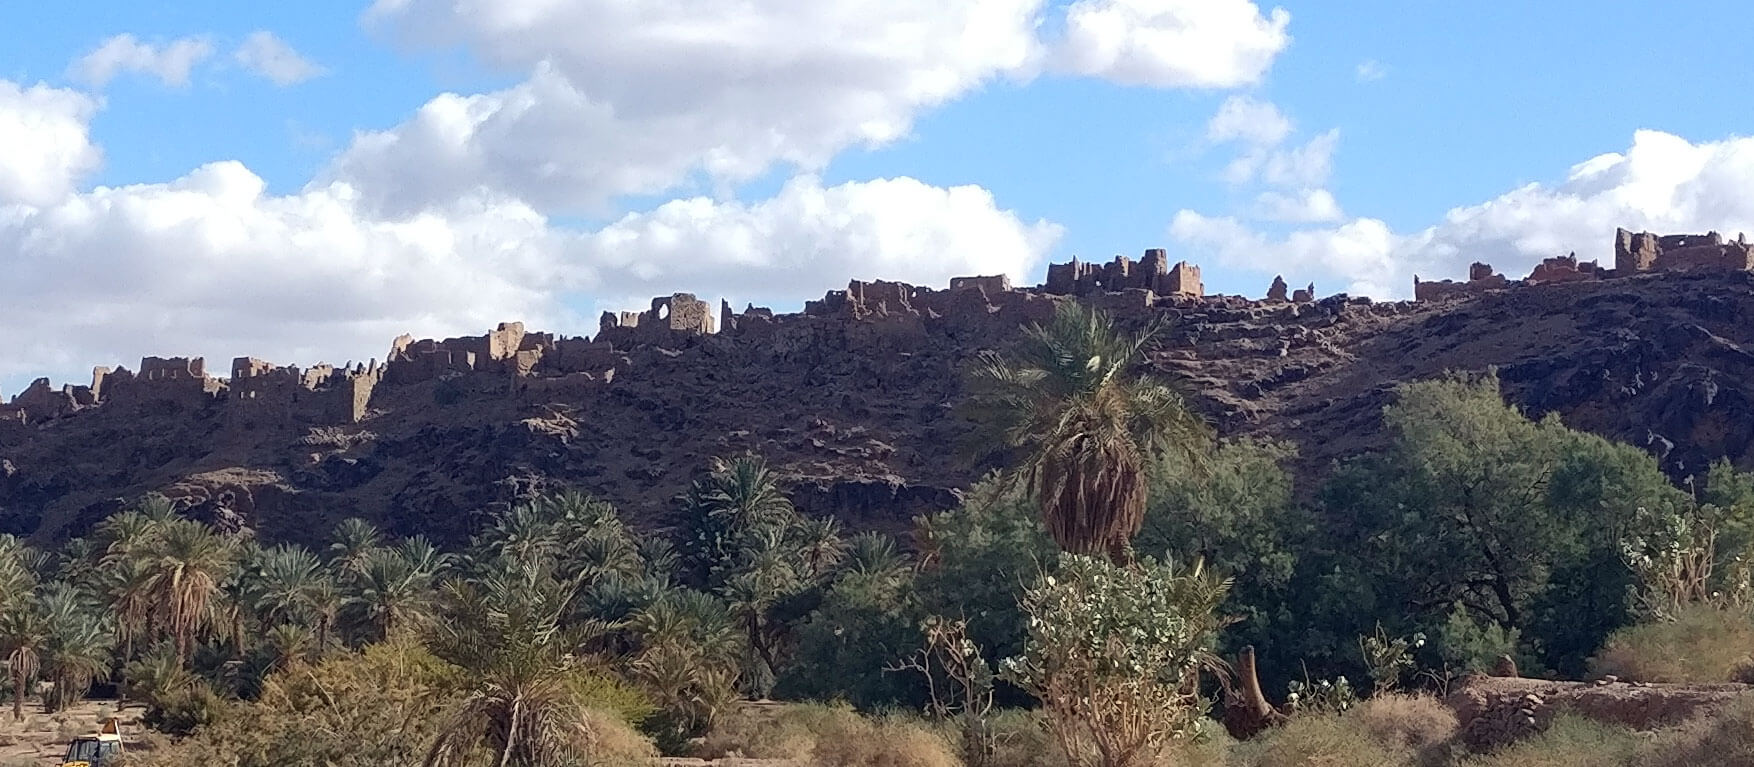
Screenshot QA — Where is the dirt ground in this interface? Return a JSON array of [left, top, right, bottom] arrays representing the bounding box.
[[0, 700, 144, 766]]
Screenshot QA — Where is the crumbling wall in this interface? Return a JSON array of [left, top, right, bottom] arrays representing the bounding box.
[[599, 293, 717, 341], [949, 275, 1012, 295], [1526, 254, 1605, 284], [1414, 263, 1510, 301], [1617, 228, 1754, 274], [1042, 249, 1202, 298]]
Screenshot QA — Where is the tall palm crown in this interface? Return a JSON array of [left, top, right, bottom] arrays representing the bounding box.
[[966, 301, 1210, 561], [131, 518, 238, 662], [422, 563, 597, 767]]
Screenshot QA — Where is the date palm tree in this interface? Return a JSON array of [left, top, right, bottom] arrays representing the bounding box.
[[36, 584, 114, 712], [966, 301, 1210, 562], [134, 518, 238, 663], [422, 562, 598, 767], [0, 599, 46, 721]]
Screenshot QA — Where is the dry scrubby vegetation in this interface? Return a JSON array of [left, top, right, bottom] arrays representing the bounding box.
[[4, 303, 1754, 765]]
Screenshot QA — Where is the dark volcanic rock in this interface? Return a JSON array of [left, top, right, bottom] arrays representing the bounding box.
[[5, 270, 1754, 545]]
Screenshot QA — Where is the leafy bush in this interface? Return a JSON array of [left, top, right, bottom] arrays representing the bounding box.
[[134, 639, 460, 765], [1001, 554, 1229, 767], [1590, 604, 1754, 682]]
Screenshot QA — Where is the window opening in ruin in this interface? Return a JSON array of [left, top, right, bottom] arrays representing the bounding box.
[[657, 303, 670, 321]]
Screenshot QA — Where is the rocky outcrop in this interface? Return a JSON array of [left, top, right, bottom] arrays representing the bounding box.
[[1446, 676, 1752, 752]]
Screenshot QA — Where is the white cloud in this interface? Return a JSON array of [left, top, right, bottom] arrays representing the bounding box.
[[1054, 0, 1291, 88], [0, 78, 1059, 393], [344, 0, 1298, 216], [234, 31, 326, 86], [573, 175, 1063, 303], [1255, 188, 1342, 223], [0, 81, 101, 206], [346, 0, 1046, 215], [69, 34, 214, 88], [1355, 59, 1387, 83], [1174, 130, 1754, 299], [1224, 128, 1340, 188], [1207, 95, 1292, 146]]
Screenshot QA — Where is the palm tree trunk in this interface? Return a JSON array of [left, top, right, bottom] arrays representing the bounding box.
[[498, 696, 523, 767], [10, 668, 22, 722]]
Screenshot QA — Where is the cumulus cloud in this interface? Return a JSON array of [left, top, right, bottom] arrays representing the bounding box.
[[1355, 59, 1387, 83], [1054, 0, 1291, 88], [0, 81, 101, 206], [1254, 188, 1342, 223], [1173, 130, 1754, 299], [1207, 95, 1292, 146], [343, 0, 1296, 215], [1223, 128, 1340, 188], [345, 0, 1045, 214], [69, 34, 214, 88], [573, 175, 1062, 304], [234, 31, 326, 86], [0, 78, 1059, 393]]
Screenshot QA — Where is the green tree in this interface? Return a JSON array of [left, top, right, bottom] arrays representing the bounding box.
[[131, 518, 239, 663], [0, 587, 45, 721], [1001, 554, 1230, 767], [965, 301, 1209, 561], [35, 583, 114, 711], [422, 561, 602, 767], [1319, 373, 1687, 675]]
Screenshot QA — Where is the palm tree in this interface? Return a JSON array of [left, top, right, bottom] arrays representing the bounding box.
[[342, 548, 437, 642], [422, 563, 598, 767], [0, 600, 46, 721], [796, 517, 847, 580], [134, 518, 237, 663], [245, 544, 329, 628], [35, 584, 114, 712], [676, 454, 798, 587], [328, 517, 382, 577], [965, 301, 1211, 561]]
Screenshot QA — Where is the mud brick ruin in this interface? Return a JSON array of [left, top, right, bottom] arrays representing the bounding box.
[[5, 228, 1750, 430], [1414, 228, 1754, 301]]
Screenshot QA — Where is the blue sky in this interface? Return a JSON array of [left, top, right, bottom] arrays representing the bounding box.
[[2, 0, 1753, 394]]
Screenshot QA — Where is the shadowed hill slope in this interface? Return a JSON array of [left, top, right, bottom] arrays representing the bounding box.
[[4, 269, 1753, 545]]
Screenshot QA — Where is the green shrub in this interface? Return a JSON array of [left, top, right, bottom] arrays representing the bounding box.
[[1229, 709, 1413, 767], [1590, 604, 1754, 682]]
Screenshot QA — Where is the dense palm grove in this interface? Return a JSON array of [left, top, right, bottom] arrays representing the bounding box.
[[3, 304, 1753, 766]]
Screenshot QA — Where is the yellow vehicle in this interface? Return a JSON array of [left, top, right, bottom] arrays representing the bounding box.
[[60, 718, 124, 767]]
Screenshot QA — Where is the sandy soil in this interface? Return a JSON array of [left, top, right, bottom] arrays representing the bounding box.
[[0, 700, 143, 766]]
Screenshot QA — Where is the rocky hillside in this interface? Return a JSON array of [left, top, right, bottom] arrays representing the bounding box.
[[5, 268, 1753, 545]]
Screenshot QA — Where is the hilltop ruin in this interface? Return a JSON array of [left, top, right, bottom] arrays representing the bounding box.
[[1414, 228, 1754, 301], [0, 248, 1227, 428]]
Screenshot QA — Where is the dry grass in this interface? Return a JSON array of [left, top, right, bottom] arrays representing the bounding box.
[[1457, 714, 1640, 767], [1229, 709, 1415, 767], [697, 703, 957, 767], [584, 707, 660, 766], [1353, 693, 1458, 752], [1636, 695, 1754, 767], [1590, 605, 1754, 683]]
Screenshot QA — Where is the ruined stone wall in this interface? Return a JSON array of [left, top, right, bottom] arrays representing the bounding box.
[[1042, 249, 1203, 298], [1616, 228, 1754, 274], [1526, 254, 1605, 284], [1414, 263, 1510, 301]]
